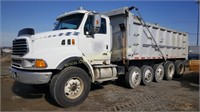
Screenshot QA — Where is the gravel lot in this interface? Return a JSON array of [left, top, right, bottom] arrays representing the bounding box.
[[1, 54, 199, 111]]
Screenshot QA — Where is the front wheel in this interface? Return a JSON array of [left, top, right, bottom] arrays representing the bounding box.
[[50, 66, 91, 107]]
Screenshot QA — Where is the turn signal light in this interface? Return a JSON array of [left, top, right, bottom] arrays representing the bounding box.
[[96, 20, 99, 25], [35, 59, 47, 68], [72, 39, 75, 45]]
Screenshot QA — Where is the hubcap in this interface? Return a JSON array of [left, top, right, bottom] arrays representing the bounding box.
[[179, 64, 184, 74], [168, 65, 174, 77], [64, 77, 84, 99], [144, 69, 152, 82], [131, 71, 141, 85], [157, 67, 163, 79]]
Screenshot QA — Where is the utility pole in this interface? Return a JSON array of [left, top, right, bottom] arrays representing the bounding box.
[[197, 0, 200, 46]]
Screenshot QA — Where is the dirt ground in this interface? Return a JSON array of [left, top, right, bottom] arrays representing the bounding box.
[[1, 54, 199, 111]]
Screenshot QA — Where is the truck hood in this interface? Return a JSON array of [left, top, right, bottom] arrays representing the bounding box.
[[28, 30, 80, 55], [31, 30, 79, 40]]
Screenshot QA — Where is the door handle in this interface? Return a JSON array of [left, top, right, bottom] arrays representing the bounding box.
[[103, 53, 107, 55], [106, 45, 108, 50]]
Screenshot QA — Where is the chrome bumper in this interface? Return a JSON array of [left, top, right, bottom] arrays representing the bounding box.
[[9, 67, 52, 84]]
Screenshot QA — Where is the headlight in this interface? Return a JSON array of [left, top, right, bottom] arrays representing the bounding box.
[[22, 59, 47, 68], [22, 59, 35, 68]]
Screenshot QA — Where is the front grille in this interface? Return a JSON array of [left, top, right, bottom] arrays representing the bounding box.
[[11, 58, 22, 68], [12, 58, 22, 64], [12, 39, 28, 56]]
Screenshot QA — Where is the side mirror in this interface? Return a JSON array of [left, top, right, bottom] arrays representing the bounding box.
[[93, 14, 101, 33]]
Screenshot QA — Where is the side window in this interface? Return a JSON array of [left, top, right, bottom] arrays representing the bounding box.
[[98, 18, 107, 34], [84, 16, 107, 35], [84, 15, 93, 35]]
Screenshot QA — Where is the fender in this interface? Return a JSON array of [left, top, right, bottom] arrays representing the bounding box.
[[56, 57, 95, 82]]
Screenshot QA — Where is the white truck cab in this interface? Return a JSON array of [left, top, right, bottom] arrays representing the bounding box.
[[10, 6, 188, 107], [10, 8, 112, 81]]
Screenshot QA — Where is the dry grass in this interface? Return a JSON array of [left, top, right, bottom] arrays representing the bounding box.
[[1, 53, 11, 64]]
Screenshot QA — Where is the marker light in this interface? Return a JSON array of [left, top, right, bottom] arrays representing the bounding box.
[[96, 20, 99, 25], [35, 59, 47, 68], [72, 39, 75, 45]]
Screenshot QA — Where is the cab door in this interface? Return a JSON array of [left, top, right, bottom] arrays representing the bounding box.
[[79, 15, 111, 64]]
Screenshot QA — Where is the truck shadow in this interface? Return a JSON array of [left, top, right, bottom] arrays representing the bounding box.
[[11, 72, 198, 108], [11, 81, 107, 107], [12, 81, 61, 107], [173, 71, 199, 91]]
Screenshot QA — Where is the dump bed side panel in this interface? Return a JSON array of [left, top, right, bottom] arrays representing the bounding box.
[[128, 15, 188, 60], [105, 8, 188, 62]]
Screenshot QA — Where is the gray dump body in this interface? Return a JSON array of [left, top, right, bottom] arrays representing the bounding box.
[[104, 7, 188, 62]]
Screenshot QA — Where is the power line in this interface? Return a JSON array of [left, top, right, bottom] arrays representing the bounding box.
[[197, 0, 199, 46]]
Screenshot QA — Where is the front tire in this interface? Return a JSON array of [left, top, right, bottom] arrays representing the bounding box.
[[50, 66, 91, 107]]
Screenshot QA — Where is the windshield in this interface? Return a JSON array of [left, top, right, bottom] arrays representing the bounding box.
[[54, 13, 84, 30]]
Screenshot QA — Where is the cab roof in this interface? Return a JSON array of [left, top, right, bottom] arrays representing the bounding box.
[[56, 10, 89, 20], [56, 8, 109, 20]]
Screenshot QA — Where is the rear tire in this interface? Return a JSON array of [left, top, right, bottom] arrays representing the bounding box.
[[174, 60, 185, 77], [153, 64, 164, 83], [164, 61, 175, 80], [50, 66, 91, 107], [140, 65, 153, 85], [125, 66, 141, 89]]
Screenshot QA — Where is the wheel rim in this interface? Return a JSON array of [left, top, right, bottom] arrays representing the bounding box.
[[131, 70, 141, 85], [168, 65, 174, 77], [64, 77, 84, 99], [179, 64, 184, 74], [144, 69, 152, 82], [156, 67, 163, 80]]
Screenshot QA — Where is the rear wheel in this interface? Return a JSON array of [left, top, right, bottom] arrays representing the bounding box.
[[140, 65, 153, 85], [164, 61, 175, 80], [175, 60, 185, 77], [125, 66, 141, 89], [153, 64, 164, 83], [50, 66, 91, 107]]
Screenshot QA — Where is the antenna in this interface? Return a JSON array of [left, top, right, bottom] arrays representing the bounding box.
[[78, 6, 84, 10]]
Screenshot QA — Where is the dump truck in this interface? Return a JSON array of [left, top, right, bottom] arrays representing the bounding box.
[[10, 6, 188, 107]]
